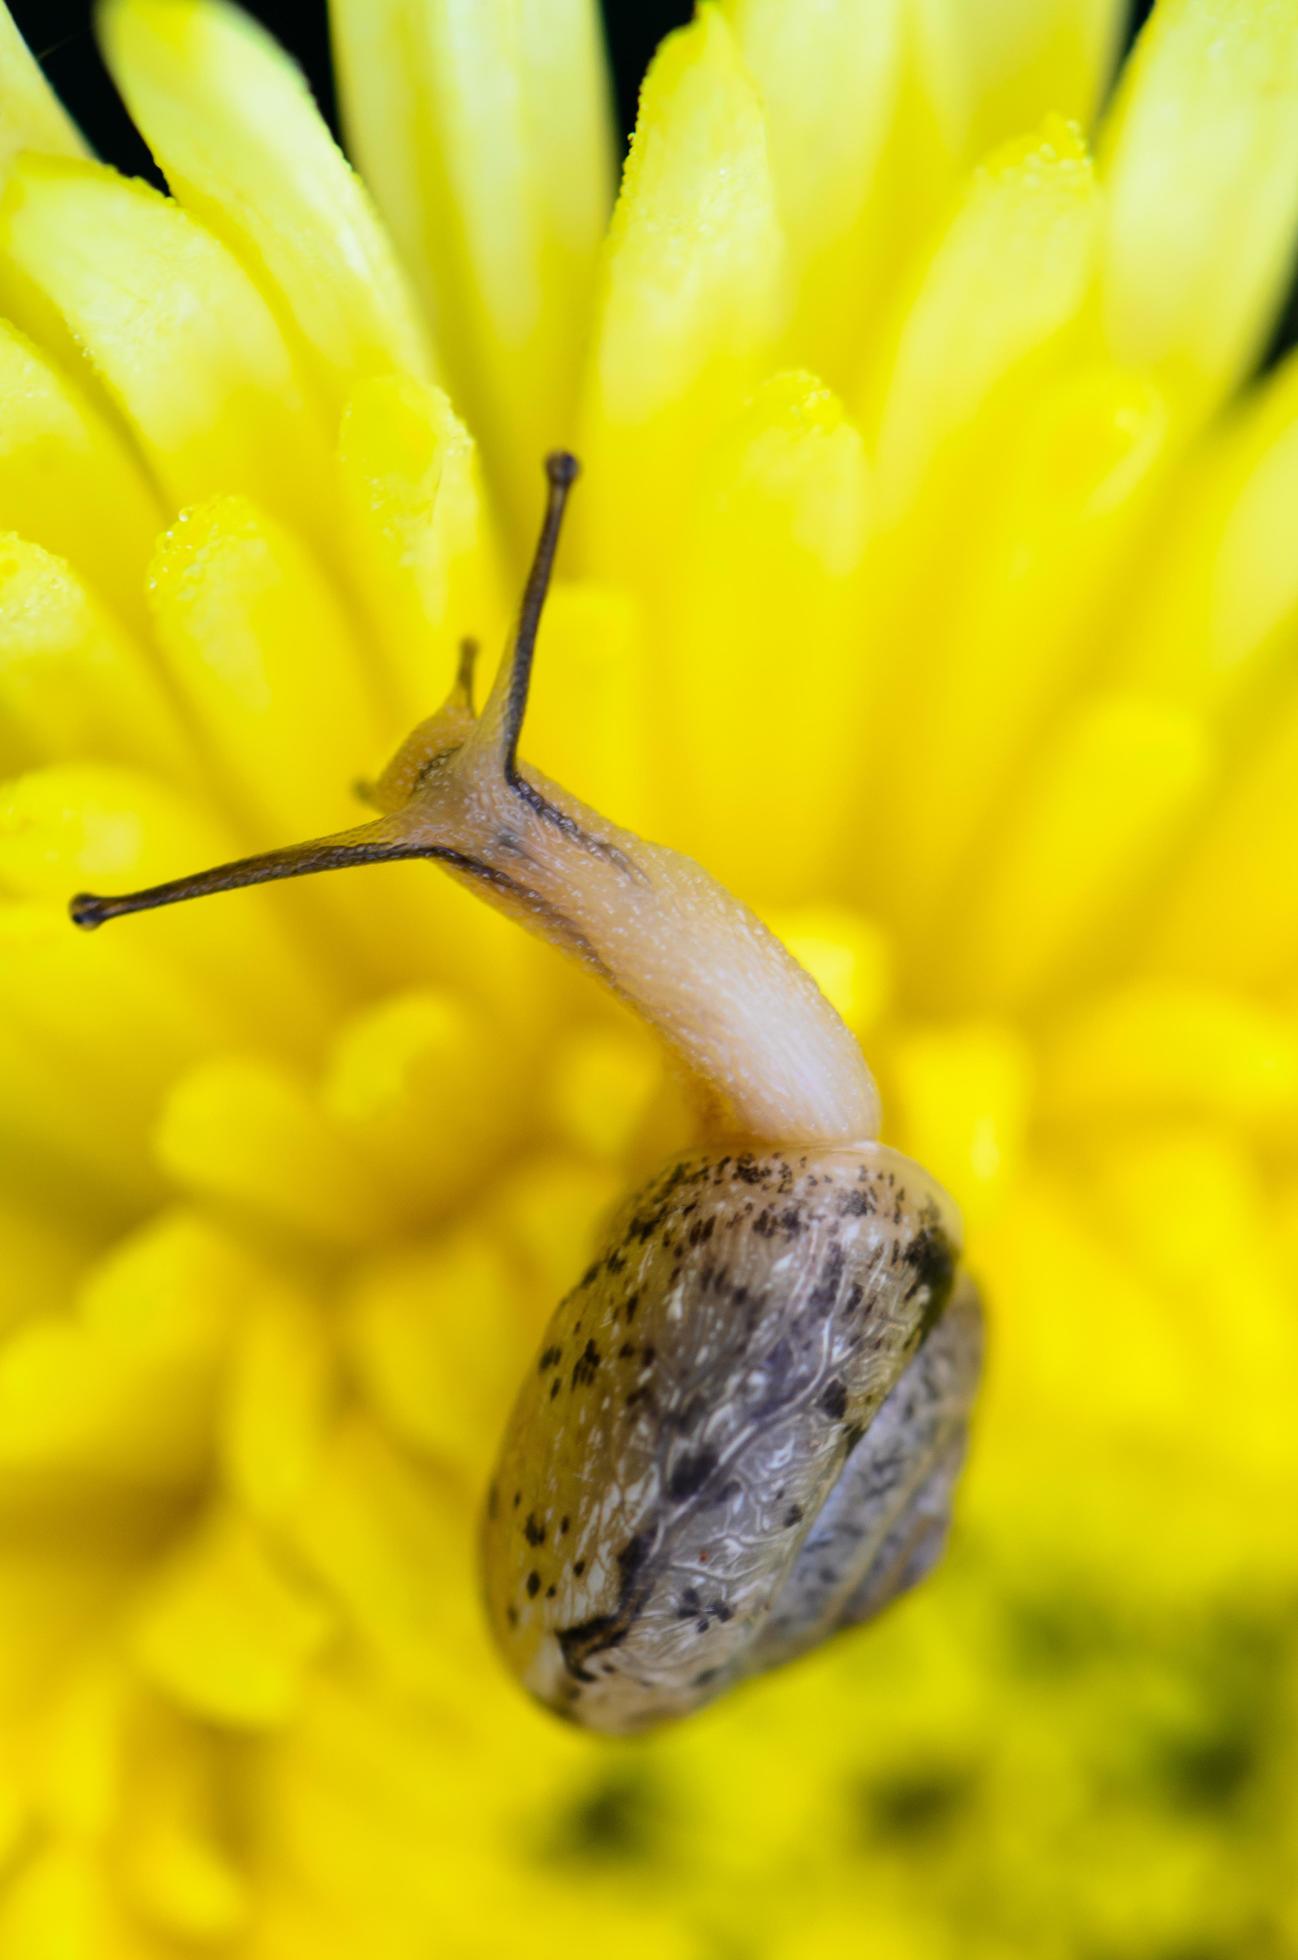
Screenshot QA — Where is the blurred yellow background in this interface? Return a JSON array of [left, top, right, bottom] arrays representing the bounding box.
[[0, 0, 1295, 1954]]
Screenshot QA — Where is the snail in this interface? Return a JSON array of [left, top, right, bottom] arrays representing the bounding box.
[[71, 453, 983, 1735]]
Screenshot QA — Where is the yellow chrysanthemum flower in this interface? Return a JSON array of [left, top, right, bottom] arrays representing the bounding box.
[[1, 0, 1296, 1952]]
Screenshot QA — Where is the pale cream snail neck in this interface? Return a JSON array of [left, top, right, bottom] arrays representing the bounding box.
[[73, 454, 878, 1153]]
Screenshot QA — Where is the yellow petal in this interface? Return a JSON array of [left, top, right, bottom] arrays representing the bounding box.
[[928, 0, 1126, 158], [0, 933, 162, 1215], [0, 155, 332, 538], [156, 1055, 401, 1249], [324, 989, 517, 1217], [342, 1232, 524, 1474], [863, 118, 1099, 521], [146, 492, 482, 994], [100, 0, 432, 410], [982, 1170, 1202, 1444], [128, 1503, 331, 1727], [1121, 350, 1298, 725], [1083, 1129, 1298, 1476], [0, 896, 245, 1193], [287, 1416, 478, 1697], [121, 1818, 248, 1944], [0, 763, 332, 1055], [0, 320, 161, 636], [883, 363, 1171, 937], [848, 126, 1100, 857], [579, 6, 788, 583], [219, 1287, 335, 1526], [723, 0, 903, 379], [667, 370, 872, 897], [1099, 0, 1298, 415], [0, 535, 193, 778], [953, 694, 1213, 1007], [1045, 982, 1298, 1139], [1149, 671, 1298, 988], [147, 496, 383, 834], [331, 0, 614, 536], [513, 577, 657, 840], [0, 1850, 104, 1960], [0, 1211, 241, 1496], [887, 1020, 1034, 1233], [336, 374, 505, 726], [0, 1193, 88, 1329], [0, 5, 85, 171], [37, 1653, 133, 1836], [544, 1022, 662, 1164]]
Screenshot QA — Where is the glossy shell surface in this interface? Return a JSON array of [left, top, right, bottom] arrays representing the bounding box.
[[482, 1142, 981, 1734]]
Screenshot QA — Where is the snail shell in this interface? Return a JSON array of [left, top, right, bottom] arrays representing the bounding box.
[[483, 1142, 981, 1735]]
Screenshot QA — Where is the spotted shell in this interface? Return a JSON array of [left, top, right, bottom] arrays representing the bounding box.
[[481, 1142, 982, 1734]]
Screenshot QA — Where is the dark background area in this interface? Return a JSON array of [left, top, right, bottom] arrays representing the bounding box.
[[0, 0, 1162, 188], [11, 0, 689, 171], [7, 0, 1295, 369]]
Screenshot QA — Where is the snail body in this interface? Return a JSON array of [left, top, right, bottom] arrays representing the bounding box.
[[71, 454, 982, 1735]]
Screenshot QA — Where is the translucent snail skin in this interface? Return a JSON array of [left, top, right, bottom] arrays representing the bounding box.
[[72, 455, 983, 1736]]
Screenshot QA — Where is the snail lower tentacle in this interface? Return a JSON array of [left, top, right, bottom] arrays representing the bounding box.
[[481, 1141, 981, 1736]]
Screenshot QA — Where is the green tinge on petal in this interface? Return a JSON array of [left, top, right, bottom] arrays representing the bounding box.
[[100, 0, 434, 411], [1100, 0, 1298, 416]]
